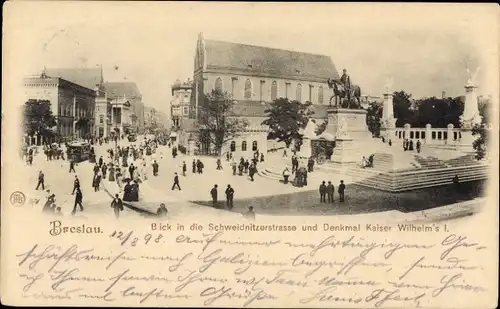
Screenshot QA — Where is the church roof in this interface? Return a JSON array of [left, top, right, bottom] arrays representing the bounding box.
[[204, 40, 340, 83], [45, 68, 103, 90], [104, 82, 142, 99]]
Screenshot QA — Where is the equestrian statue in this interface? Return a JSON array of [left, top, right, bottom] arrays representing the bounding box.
[[327, 69, 362, 109]]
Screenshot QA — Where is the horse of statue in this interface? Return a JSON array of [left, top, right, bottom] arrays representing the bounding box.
[[327, 78, 362, 109]]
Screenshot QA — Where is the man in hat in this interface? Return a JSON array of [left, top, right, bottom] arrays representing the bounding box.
[[111, 194, 124, 218]]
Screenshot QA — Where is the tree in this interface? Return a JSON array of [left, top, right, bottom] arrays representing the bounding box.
[[366, 101, 382, 137], [262, 98, 314, 148], [393, 90, 416, 127], [198, 89, 249, 155], [472, 99, 491, 160], [414, 96, 463, 128], [23, 99, 57, 138]]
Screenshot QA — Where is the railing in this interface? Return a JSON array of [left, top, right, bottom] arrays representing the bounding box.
[[392, 123, 463, 145]]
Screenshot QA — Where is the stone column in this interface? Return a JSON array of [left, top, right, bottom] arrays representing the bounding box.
[[446, 124, 454, 145], [380, 85, 397, 139], [459, 83, 482, 150], [119, 106, 123, 135], [404, 123, 411, 140], [425, 124, 432, 144]]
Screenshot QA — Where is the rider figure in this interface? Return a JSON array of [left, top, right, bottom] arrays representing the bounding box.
[[340, 69, 351, 102]]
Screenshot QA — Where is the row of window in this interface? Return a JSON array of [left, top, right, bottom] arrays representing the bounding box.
[[229, 140, 259, 152], [58, 104, 93, 118], [172, 106, 189, 116], [214, 77, 324, 103], [397, 131, 463, 140]]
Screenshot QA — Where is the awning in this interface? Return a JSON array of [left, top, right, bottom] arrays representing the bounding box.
[[169, 132, 178, 137]]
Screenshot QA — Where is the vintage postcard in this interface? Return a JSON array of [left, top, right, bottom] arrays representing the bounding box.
[[1, 2, 499, 308]]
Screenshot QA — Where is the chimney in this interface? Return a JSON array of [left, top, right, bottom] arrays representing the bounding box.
[[442, 91, 446, 99]]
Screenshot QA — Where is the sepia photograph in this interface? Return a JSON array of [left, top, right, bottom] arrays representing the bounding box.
[[1, 2, 498, 308]]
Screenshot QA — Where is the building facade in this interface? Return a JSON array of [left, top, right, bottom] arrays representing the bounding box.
[[24, 74, 96, 141], [191, 33, 340, 156], [144, 106, 168, 131], [94, 90, 112, 138], [45, 67, 111, 138], [170, 79, 197, 148], [104, 82, 145, 135]]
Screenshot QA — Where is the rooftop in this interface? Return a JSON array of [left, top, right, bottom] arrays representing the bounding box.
[[203, 38, 340, 82], [104, 82, 142, 99], [45, 67, 103, 90]]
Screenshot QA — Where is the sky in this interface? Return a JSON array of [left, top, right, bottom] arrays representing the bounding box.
[[4, 2, 498, 118]]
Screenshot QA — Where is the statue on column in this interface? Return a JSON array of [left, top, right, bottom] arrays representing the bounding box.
[[327, 68, 362, 108], [466, 66, 480, 87]]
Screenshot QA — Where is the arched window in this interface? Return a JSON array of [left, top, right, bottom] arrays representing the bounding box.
[[296, 83, 302, 102], [244, 79, 252, 99], [252, 141, 258, 151], [318, 86, 324, 104], [271, 81, 278, 101], [242, 141, 247, 151], [230, 141, 236, 152], [215, 77, 223, 92]]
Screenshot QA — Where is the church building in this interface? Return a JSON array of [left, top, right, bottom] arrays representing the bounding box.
[[190, 33, 340, 156]]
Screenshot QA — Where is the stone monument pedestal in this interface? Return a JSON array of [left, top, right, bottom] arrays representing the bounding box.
[[298, 137, 312, 159], [326, 108, 372, 142], [331, 137, 360, 164]]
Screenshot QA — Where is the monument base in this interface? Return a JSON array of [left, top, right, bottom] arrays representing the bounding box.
[[456, 130, 477, 152], [298, 137, 312, 159], [331, 138, 362, 164], [326, 108, 372, 142]]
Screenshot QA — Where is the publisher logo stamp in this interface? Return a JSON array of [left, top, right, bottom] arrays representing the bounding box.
[[10, 191, 26, 207]]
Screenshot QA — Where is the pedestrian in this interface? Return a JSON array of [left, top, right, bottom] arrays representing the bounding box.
[[338, 180, 346, 202], [231, 160, 237, 175], [409, 140, 414, 151], [244, 160, 249, 174], [72, 187, 84, 215], [260, 153, 264, 162], [171, 173, 181, 190], [35, 171, 45, 190], [55, 207, 63, 216], [249, 163, 256, 182], [225, 185, 235, 209], [319, 181, 327, 203], [94, 172, 102, 192], [102, 163, 108, 179], [327, 181, 335, 203], [43, 194, 55, 213], [182, 161, 187, 176], [111, 194, 124, 219], [98, 156, 103, 167], [226, 152, 230, 162], [192, 159, 196, 173], [243, 206, 255, 220], [216, 158, 223, 170], [282, 167, 290, 184], [283, 149, 287, 157], [388, 139, 392, 146], [129, 163, 135, 180], [210, 184, 218, 208], [69, 160, 76, 173], [238, 163, 244, 176], [157, 203, 168, 217], [416, 140, 421, 153], [152, 160, 159, 176], [93, 164, 100, 176], [72, 176, 80, 195]]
